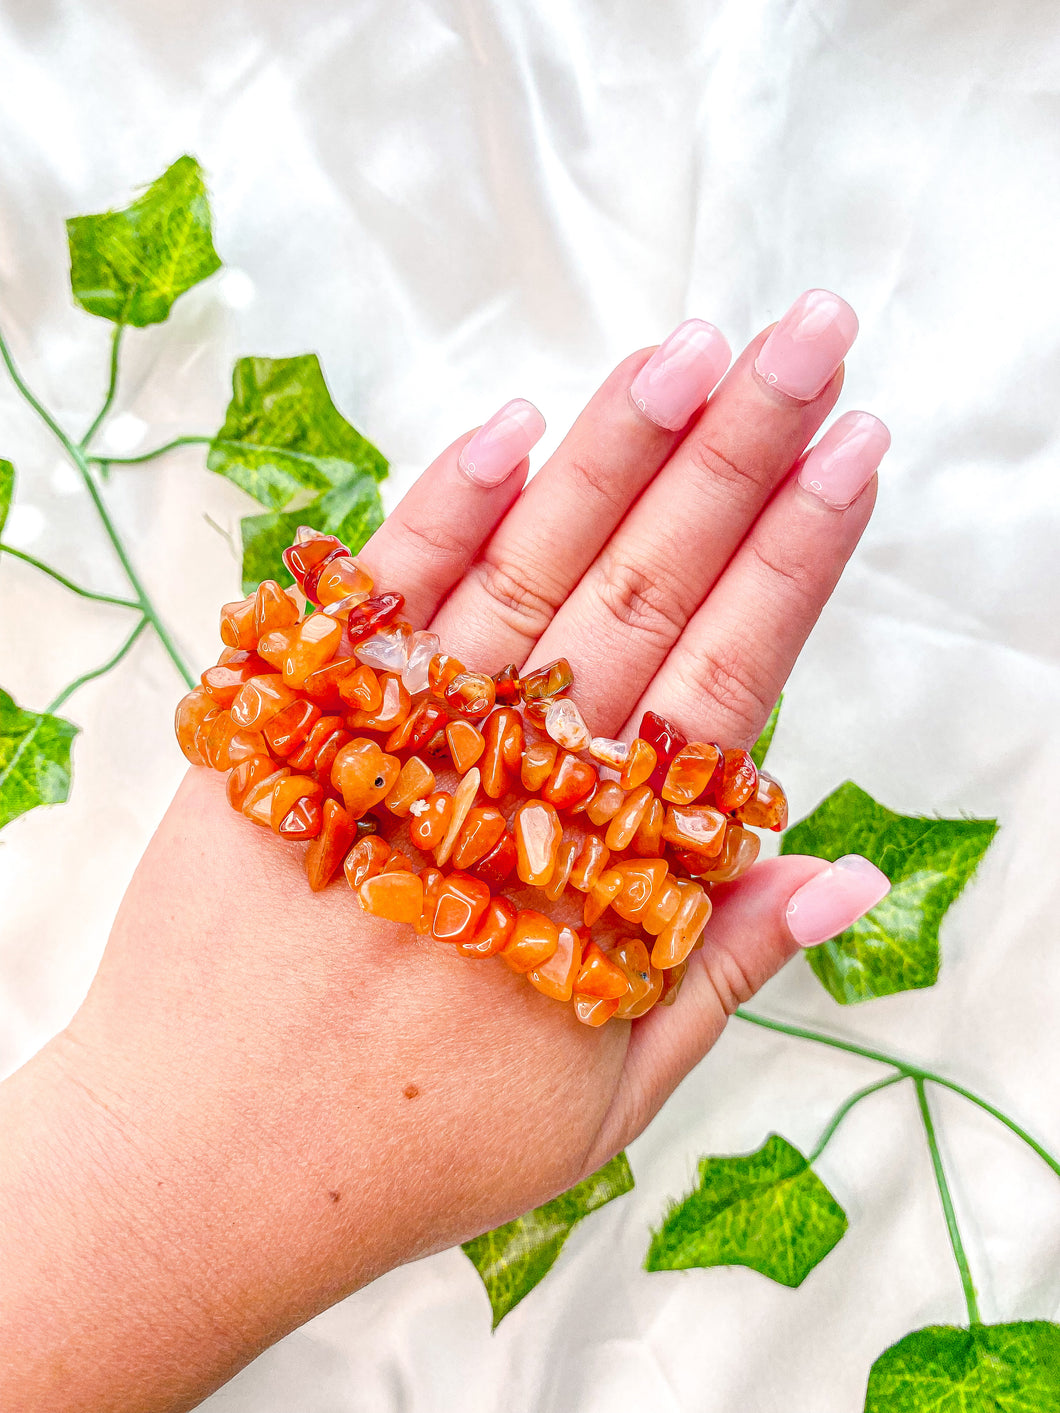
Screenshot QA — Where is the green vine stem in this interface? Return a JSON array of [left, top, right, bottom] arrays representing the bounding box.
[[46, 614, 150, 713], [915, 1076, 982, 1326], [0, 544, 140, 609], [86, 434, 212, 466], [736, 1008, 1060, 1181], [808, 1074, 906, 1164], [80, 321, 125, 450], [0, 324, 194, 690]]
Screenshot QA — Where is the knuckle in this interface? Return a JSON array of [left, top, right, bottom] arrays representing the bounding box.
[[701, 944, 758, 1016], [392, 513, 470, 570], [565, 453, 627, 516], [747, 538, 816, 606], [680, 640, 772, 743], [685, 437, 761, 497], [469, 555, 559, 645], [592, 551, 690, 647]]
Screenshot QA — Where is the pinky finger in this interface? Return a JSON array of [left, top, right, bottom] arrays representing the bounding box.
[[357, 399, 545, 626]]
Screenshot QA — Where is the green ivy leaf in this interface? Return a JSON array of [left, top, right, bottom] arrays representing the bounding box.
[[0, 689, 79, 832], [781, 781, 998, 1005], [0, 459, 13, 536], [239, 479, 384, 596], [645, 1134, 847, 1287], [462, 1152, 633, 1328], [864, 1322, 1060, 1411], [208, 354, 387, 510], [751, 694, 782, 770], [67, 155, 222, 327], [209, 354, 388, 593]]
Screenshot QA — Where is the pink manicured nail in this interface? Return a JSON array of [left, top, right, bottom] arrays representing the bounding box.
[[785, 855, 891, 948], [754, 289, 859, 401], [629, 319, 732, 431], [798, 411, 891, 510], [458, 399, 546, 487]]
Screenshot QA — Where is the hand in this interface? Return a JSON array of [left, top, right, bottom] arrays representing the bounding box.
[[0, 290, 891, 1413]]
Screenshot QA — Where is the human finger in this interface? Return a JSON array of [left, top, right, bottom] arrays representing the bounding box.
[[583, 854, 891, 1164], [356, 399, 544, 627], [523, 290, 857, 732], [628, 411, 889, 747], [430, 324, 732, 668]]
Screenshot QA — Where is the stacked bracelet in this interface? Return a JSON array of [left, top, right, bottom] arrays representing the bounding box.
[[175, 527, 787, 1026]]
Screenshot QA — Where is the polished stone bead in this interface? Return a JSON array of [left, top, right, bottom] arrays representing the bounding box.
[[213, 722, 270, 771], [254, 579, 300, 637], [521, 658, 573, 701], [325, 593, 405, 645], [492, 664, 522, 704], [315, 556, 373, 608], [346, 673, 411, 732], [444, 671, 497, 719], [255, 625, 301, 672], [263, 699, 321, 757], [661, 803, 727, 857], [693, 823, 762, 883], [344, 835, 392, 887], [735, 771, 788, 831], [300, 655, 359, 708], [583, 868, 623, 925], [278, 795, 323, 841], [641, 877, 683, 936], [610, 940, 653, 1016], [175, 686, 218, 764], [568, 833, 611, 892], [386, 701, 447, 754], [339, 665, 383, 713], [526, 925, 583, 1001], [384, 756, 436, 817], [608, 859, 670, 921], [651, 883, 712, 969], [219, 595, 258, 650], [287, 714, 346, 771], [269, 775, 324, 832], [226, 754, 275, 810], [241, 767, 290, 827], [409, 790, 453, 851], [619, 738, 658, 791], [283, 613, 343, 687], [383, 848, 415, 873], [662, 742, 721, 805], [431, 872, 492, 944], [480, 708, 523, 798], [715, 748, 758, 811], [230, 674, 297, 730], [468, 831, 517, 887], [615, 961, 664, 1019], [545, 698, 590, 752], [355, 621, 414, 675], [401, 631, 441, 694], [575, 941, 630, 1000], [513, 799, 563, 886], [604, 783, 654, 850], [585, 780, 626, 826], [452, 806, 507, 870], [201, 650, 269, 706], [630, 796, 665, 857], [282, 532, 345, 597], [435, 768, 481, 866], [502, 910, 560, 973], [573, 994, 620, 1027], [427, 653, 464, 697], [543, 832, 582, 902], [520, 740, 557, 793], [330, 738, 402, 817], [458, 896, 517, 958], [445, 719, 486, 773], [658, 961, 689, 1007], [414, 868, 445, 935], [589, 736, 628, 770], [542, 752, 597, 810], [639, 710, 688, 792], [359, 871, 424, 924]]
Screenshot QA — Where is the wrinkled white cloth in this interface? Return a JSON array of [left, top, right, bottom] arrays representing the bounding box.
[[2, 2, 1060, 1409]]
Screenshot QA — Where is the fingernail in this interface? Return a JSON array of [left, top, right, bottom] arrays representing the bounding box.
[[754, 289, 858, 401], [628, 319, 732, 430], [798, 411, 891, 510], [458, 399, 546, 487], [785, 855, 890, 948]]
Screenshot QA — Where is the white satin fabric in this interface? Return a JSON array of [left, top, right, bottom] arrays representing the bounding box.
[[2, 2, 1060, 1409]]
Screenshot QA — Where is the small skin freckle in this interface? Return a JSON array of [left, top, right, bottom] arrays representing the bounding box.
[[328, 1190, 341, 1203], [403, 1083, 420, 1099]]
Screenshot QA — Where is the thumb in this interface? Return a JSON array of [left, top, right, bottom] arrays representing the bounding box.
[[584, 854, 890, 1165]]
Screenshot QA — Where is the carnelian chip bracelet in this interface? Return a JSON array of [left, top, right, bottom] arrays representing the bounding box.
[[175, 527, 788, 1027]]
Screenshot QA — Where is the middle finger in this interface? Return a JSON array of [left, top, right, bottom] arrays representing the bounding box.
[[524, 289, 857, 733]]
